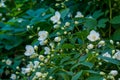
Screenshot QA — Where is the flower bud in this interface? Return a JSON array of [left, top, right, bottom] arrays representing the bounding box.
[[74, 21, 79, 25], [109, 70, 118, 76], [110, 40, 114, 44], [112, 50, 115, 54], [54, 37, 61, 42], [116, 42, 120, 45], [85, 49, 89, 53], [64, 31, 67, 34], [27, 25, 30, 29], [87, 44, 94, 49], [34, 45, 38, 51], [65, 22, 70, 26], [100, 72, 105, 75]]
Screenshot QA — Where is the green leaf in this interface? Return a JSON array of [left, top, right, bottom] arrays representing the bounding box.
[[81, 62, 93, 69], [98, 55, 120, 65], [62, 43, 74, 49], [74, 30, 89, 40], [97, 18, 108, 28], [85, 70, 100, 75], [86, 75, 103, 80], [0, 69, 3, 74], [110, 15, 120, 24], [72, 71, 83, 80], [92, 10, 104, 19], [84, 18, 97, 29], [60, 56, 71, 64], [57, 72, 70, 80], [61, 8, 70, 20], [112, 28, 120, 40]]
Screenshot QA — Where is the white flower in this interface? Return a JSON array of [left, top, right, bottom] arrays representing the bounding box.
[[50, 11, 61, 24], [44, 47, 50, 55], [54, 37, 61, 42], [10, 74, 16, 80], [109, 70, 118, 76], [39, 55, 44, 61], [6, 59, 12, 65], [0, 0, 6, 7], [102, 52, 111, 58], [21, 67, 31, 74], [87, 30, 100, 42], [24, 45, 35, 56], [113, 50, 120, 60], [36, 72, 42, 78], [75, 11, 84, 18], [27, 62, 34, 69], [87, 44, 94, 49], [34, 61, 40, 68], [38, 31, 48, 41]]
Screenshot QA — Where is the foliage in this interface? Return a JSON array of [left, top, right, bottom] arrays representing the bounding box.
[[0, 0, 120, 80]]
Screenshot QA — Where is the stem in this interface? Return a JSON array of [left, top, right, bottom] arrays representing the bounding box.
[[109, 0, 112, 37]]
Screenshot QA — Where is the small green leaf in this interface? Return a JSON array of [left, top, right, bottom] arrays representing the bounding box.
[[84, 18, 97, 29], [62, 43, 74, 49], [97, 18, 108, 28], [92, 10, 104, 19], [60, 56, 71, 64], [112, 28, 120, 40], [72, 71, 83, 80], [61, 8, 70, 20], [86, 75, 103, 80], [110, 15, 120, 24], [81, 62, 93, 69]]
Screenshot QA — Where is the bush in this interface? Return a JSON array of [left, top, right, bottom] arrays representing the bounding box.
[[0, 0, 120, 80]]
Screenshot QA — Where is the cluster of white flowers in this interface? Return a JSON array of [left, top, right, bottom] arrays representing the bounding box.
[[21, 61, 40, 75], [32, 72, 48, 80], [113, 50, 120, 60], [102, 50, 120, 61]]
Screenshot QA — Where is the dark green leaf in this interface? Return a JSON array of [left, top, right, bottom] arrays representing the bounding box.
[[98, 55, 120, 65], [72, 71, 83, 80], [62, 43, 74, 49], [86, 75, 103, 80], [112, 28, 120, 40], [81, 62, 93, 69], [92, 10, 104, 19], [61, 8, 70, 20], [84, 18, 97, 29], [110, 15, 120, 24], [97, 18, 108, 28]]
